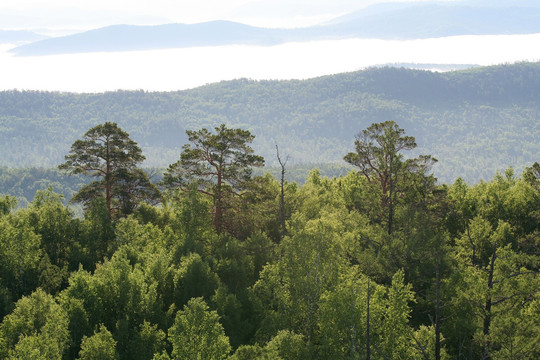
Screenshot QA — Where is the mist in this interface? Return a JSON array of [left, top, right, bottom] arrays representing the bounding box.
[[2, 33, 540, 92]]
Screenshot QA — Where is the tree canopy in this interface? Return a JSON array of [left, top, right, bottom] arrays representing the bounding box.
[[59, 122, 159, 218], [344, 120, 436, 234], [163, 124, 264, 233], [0, 121, 537, 360]]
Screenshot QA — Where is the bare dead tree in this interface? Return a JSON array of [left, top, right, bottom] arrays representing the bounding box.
[[276, 143, 289, 240]]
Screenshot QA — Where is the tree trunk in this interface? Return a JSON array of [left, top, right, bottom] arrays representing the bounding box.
[[482, 242, 497, 359], [276, 144, 288, 240], [214, 167, 223, 234], [105, 138, 112, 218], [435, 248, 441, 360], [387, 156, 394, 235], [366, 278, 371, 360]]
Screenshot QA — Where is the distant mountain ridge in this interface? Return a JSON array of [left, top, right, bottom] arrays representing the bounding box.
[[8, 0, 540, 56], [0, 30, 48, 44], [0, 62, 539, 184], [9, 22, 286, 56]]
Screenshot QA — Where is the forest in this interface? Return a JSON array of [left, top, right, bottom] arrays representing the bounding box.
[[0, 120, 538, 359], [1, 62, 540, 183]]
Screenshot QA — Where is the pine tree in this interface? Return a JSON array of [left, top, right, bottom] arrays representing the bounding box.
[[163, 124, 264, 234], [59, 122, 159, 218]]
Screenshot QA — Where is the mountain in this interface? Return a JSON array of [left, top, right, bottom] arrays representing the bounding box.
[[1, 62, 539, 184], [9, 21, 288, 56], [8, 0, 540, 56], [0, 30, 47, 44], [324, 2, 540, 39]]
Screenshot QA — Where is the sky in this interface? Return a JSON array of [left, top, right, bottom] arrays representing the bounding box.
[[0, 0, 442, 29], [1, 0, 539, 92]]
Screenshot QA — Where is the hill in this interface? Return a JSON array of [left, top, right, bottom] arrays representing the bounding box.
[[323, 0, 540, 39], [8, 21, 288, 56], [8, 0, 540, 56], [1, 62, 539, 184], [0, 30, 47, 44]]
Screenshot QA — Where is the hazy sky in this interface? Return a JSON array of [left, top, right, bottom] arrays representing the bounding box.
[[2, 0, 538, 93], [0, 0, 447, 29]]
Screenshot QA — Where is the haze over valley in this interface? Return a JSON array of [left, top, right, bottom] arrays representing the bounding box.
[[1, 0, 540, 92]]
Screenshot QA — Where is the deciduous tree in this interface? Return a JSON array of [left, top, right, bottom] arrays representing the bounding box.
[[167, 297, 231, 360], [0, 289, 69, 359], [77, 324, 118, 360]]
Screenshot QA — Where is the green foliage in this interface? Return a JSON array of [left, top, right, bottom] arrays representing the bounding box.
[[379, 270, 416, 359], [174, 253, 219, 308], [222, 173, 281, 241], [0, 289, 69, 359], [212, 286, 254, 349], [76, 197, 116, 267], [229, 344, 277, 360], [242, 232, 276, 281], [26, 188, 77, 270], [77, 324, 118, 360], [163, 124, 264, 234], [0, 214, 42, 298], [0, 119, 539, 359], [208, 235, 254, 293], [59, 122, 159, 219], [317, 267, 385, 359], [265, 330, 309, 360], [0, 195, 16, 215], [61, 250, 164, 360], [344, 120, 436, 234], [488, 295, 540, 360], [410, 325, 450, 360], [444, 171, 540, 358], [280, 218, 347, 341], [167, 297, 231, 360], [59, 296, 92, 360], [170, 186, 213, 256], [127, 321, 166, 360], [0, 167, 89, 208]]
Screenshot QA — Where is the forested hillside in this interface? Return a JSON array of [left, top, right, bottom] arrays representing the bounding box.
[[1, 62, 539, 183], [0, 119, 538, 359]]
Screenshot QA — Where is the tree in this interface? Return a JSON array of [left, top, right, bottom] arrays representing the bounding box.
[[113, 168, 161, 216], [59, 122, 158, 219], [318, 267, 385, 359], [379, 270, 416, 359], [173, 253, 219, 308], [275, 144, 289, 240], [523, 162, 540, 190], [167, 297, 231, 360], [252, 206, 352, 345], [61, 250, 162, 359], [26, 188, 76, 269], [451, 216, 540, 359], [265, 330, 309, 360], [0, 195, 16, 216], [163, 124, 264, 234], [0, 215, 42, 298], [344, 121, 435, 234], [0, 289, 69, 359], [77, 324, 118, 360]]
